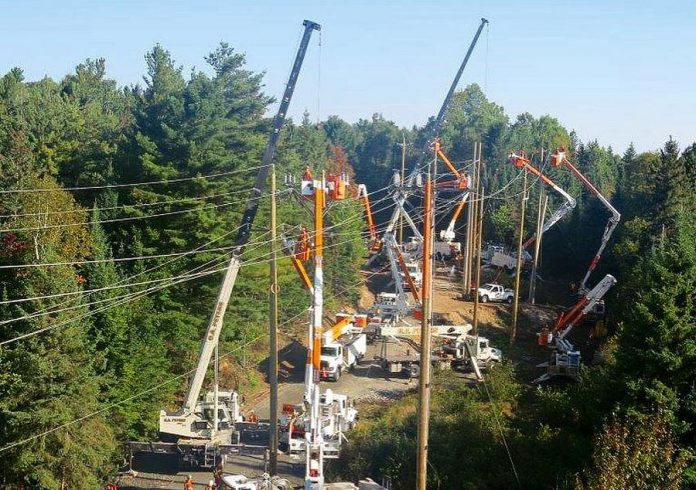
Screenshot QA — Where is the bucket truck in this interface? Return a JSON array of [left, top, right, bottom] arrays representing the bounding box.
[[436, 192, 469, 259], [357, 183, 380, 252], [128, 19, 321, 470], [319, 313, 368, 381], [490, 151, 577, 271], [534, 274, 617, 383], [551, 147, 621, 292], [508, 151, 577, 250]]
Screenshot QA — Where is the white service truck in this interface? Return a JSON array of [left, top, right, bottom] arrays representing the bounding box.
[[477, 283, 515, 303], [319, 333, 367, 381], [441, 335, 503, 368]]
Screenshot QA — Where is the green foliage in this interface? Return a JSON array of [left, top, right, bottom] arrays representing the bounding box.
[[576, 412, 690, 490]]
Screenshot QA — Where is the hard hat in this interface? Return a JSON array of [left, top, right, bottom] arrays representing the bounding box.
[[209, 480, 215, 486]]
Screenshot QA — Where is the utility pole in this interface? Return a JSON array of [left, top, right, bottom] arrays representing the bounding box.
[[462, 142, 477, 296], [511, 172, 528, 344], [472, 144, 484, 338], [268, 164, 279, 475], [398, 134, 407, 245], [416, 153, 435, 490], [528, 192, 548, 304]]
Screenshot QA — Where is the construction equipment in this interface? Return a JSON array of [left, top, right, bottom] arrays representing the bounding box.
[[281, 225, 313, 293], [142, 19, 320, 468], [439, 193, 470, 244], [431, 139, 469, 190], [551, 148, 621, 292], [319, 312, 368, 381], [376, 323, 502, 381], [534, 274, 617, 383], [487, 151, 576, 272], [508, 151, 577, 250], [357, 184, 380, 252], [438, 330, 503, 379], [370, 18, 488, 268]]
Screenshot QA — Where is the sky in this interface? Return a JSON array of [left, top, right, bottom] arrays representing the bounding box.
[[0, 0, 694, 153]]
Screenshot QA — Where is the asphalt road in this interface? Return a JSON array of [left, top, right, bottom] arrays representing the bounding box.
[[120, 339, 415, 489], [249, 339, 417, 421]]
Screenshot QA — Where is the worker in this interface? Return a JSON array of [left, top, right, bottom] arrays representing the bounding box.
[[213, 463, 223, 489], [184, 475, 194, 490], [206, 480, 216, 490], [106, 483, 118, 490], [248, 410, 258, 424]]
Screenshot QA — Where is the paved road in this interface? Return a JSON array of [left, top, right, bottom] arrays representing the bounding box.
[[248, 339, 417, 420], [121, 339, 414, 489]]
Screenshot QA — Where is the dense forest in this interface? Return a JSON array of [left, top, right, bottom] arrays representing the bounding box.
[[0, 42, 694, 489]]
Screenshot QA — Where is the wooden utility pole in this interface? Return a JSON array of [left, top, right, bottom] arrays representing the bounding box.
[[462, 142, 477, 296], [511, 172, 528, 344], [528, 193, 548, 304], [268, 164, 279, 475], [398, 134, 407, 245], [472, 144, 484, 338], [416, 156, 435, 490]]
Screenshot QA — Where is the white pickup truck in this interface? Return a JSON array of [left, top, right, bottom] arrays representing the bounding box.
[[319, 334, 367, 381], [477, 283, 515, 303]]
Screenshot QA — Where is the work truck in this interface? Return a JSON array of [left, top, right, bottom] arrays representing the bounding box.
[[477, 283, 515, 303], [319, 333, 367, 381]]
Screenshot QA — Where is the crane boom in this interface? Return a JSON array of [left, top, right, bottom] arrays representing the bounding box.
[[508, 152, 577, 250], [440, 193, 469, 242], [408, 18, 489, 182], [179, 19, 320, 415], [553, 274, 617, 342], [382, 18, 488, 237], [551, 148, 621, 291]]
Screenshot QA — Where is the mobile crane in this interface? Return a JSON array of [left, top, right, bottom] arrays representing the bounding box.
[[534, 274, 617, 383], [129, 20, 320, 470], [371, 18, 488, 268], [551, 147, 621, 292]]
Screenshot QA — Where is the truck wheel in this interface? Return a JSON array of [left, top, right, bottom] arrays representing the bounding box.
[[409, 364, 421, 378], [481, 295, 489, 303], [506, 296, 513, 304]]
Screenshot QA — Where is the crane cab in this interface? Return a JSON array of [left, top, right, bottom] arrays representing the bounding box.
[[159, 390, 241, 441]]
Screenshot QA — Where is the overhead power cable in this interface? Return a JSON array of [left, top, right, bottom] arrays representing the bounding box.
[[0, 261, 389, 455], [0, 163, 271, 194], [0, 198, 245, 234], [0, 186, 290, 220]]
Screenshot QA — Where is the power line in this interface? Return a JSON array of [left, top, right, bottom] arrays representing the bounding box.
[[0, 186, 290, 220], [0, 198, 245, 233], [0, 260, 389, 455], [0, 163, 271, 194]]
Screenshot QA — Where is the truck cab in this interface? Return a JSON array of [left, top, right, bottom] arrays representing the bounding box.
[[320, 344, 344, 381]]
